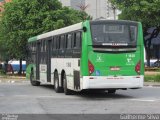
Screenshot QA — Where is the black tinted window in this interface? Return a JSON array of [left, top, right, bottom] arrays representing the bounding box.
[[91, 22, 138, 46], [60, 35, 65, 49], [73, 32, 82, 48], [66, 34, 72, 49]]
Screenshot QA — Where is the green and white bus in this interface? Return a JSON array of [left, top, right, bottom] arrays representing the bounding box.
[[27, 20, 144, 95]]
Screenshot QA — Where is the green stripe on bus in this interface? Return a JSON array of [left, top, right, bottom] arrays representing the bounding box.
[[28, 36, 38, 43]]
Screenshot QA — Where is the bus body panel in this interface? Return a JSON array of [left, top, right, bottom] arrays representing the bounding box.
[[87, 48, 141, 76], [82, 76, 143, 89], [80, 20, 144, 90], [26, 64, 36, 79], [51, 58, 81, 91]]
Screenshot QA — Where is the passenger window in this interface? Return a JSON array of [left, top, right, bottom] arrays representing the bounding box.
[[32, 43, 36, 52], [43, 40, 46, 52], [73, 32, 82, 48], [66, 34, 72, 49], [60, 35, 64, 49], [53, 37, 56, 49], [76, 32, 81, 48], [73, 33, 76, 48], [56, 36, 60, 49], [41, 40, 43, 52], [52, 37, 55, 50]]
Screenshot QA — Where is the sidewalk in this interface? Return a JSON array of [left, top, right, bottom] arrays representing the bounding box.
[[0, 75, 160, 86], [144, 82, 160, 87], [0, 75, 27, 83]]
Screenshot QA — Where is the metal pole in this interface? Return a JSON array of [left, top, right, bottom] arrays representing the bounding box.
[[96, 0, 97, 18]]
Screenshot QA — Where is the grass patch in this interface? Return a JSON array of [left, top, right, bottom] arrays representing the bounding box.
[[0, 69, 6, 76], [145, 67, 160, 72], [145, 74, 160, 82]]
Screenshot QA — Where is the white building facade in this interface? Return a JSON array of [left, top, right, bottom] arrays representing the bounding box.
[[59, 0, 120, 20]]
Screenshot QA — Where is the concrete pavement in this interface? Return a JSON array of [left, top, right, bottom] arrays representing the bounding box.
[[0, 83, 160, 114]]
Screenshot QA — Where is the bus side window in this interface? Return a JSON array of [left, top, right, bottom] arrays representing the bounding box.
[[51, 37, 54, 51], [40, 40, 43, 63], [30, 43, 33, 51], [41, 40, 43, 52], [56, 36, 60, 49], [30, 43, 32, 51], [76, 32, 82, 48], [66, 34, 72, 49], [51, 37, 57, 57], [73, 32, 82, 49], [33, 43, 36, 52], [42, 41, 45, 52], [65, 35, 67, 49], [44, 40, 46, 52], [53, 37, 56, 49], [60, 35, 65, 49], [73, 33, 76, 48], [58, 36, 61, 49]]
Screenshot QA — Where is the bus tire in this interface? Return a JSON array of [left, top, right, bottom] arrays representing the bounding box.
[[108, 89, 116, 94], [63, 73, 72, 95], [30, 71, 40, 86], [54, 72, 61, 93]]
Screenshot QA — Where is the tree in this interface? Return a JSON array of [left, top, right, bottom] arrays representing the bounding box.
[[109, 0, 160, 28], [109, 0, 160, 67], [0, 0, 90, 74], [0, 21, 11, 73]]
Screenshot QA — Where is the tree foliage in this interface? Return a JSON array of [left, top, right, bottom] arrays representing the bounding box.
[[110, 0, 160, 66], [0, 0, 90, 61], [109, 0, 160, 29]]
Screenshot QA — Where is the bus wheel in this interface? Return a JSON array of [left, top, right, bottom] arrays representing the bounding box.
[[54, 72, 61, 93], [108, 89, 116, 94], [30, 71, 40, 86], [63, 73, 72, 95]]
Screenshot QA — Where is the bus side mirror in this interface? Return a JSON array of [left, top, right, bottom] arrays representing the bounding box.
[[83, 27, 87, 32]]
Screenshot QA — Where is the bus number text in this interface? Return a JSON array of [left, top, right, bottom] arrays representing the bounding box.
[[66, 62, 71, 67]]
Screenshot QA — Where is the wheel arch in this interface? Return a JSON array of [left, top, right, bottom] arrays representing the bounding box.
[[26, 64, 35, 79]]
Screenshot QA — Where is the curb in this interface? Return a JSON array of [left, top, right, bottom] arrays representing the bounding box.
[[0, 78, 29, 84], [144, 82, 160, 87], [0, 77, 26, 79], [0, 80, 29, 83], [0, 78, 160, 87]]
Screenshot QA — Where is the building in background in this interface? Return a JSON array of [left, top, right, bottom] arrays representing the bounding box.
[[59, 0, 120, 20]]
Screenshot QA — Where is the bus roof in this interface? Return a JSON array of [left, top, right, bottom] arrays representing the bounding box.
[[28, 22, 83, 43], [28, 20, 140, 43], [91, 19, 139, 25]]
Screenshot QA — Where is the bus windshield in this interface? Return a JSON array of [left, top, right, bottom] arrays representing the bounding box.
[[91, 21, 138, 47]]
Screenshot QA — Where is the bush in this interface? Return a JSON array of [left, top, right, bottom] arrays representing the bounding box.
[[0, 69, 5, 75], [145, 74, 160, 82]]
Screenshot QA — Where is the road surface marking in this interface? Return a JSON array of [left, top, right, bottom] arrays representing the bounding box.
[[130, 99, 157, 102]]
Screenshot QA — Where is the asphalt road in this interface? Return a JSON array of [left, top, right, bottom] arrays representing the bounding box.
[[0, 82, 160, 120]]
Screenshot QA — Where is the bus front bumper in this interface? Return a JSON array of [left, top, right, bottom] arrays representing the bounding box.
[[82, 76, 144, 89]]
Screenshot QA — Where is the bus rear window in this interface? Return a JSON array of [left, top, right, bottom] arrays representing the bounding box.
[[90, 21, 138, 47]]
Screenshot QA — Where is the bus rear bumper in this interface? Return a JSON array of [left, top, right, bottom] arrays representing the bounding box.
[[82, 76, 144, 90]]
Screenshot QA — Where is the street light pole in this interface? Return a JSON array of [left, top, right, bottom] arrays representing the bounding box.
[[96, 0, 97, 18]]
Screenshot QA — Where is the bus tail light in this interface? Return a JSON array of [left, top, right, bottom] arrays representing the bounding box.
[[135, 61, 141, 74], [88, 60, 94, 75]]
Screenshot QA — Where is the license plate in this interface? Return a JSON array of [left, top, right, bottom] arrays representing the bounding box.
[[110, 67, 120, 71]]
